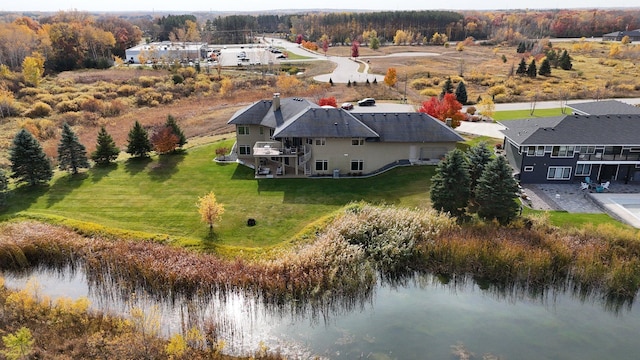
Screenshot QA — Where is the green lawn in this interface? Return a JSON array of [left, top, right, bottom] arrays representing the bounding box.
[[493, 108, 566, 121], [2, 140, 434, 254]]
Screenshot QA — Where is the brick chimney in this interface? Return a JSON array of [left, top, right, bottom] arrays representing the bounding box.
[[273, 93, 280, 111]]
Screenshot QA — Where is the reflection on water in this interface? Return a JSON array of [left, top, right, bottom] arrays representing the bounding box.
[[3, 265, 640, 359]]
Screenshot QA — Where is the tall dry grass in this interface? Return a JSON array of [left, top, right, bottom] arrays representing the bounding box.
[[2, 203, 640, 313]]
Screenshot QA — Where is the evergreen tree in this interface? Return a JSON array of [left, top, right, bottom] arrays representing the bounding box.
[[126, 121, 152, 158], [165, 115, 187, 148], [559, 50, 572, 70], [91, 126, 120, 166], [9, 129, 53, 186], [429, 148, 470, 219], [440, 76, 454, 97], [474, 156, 520, 225], [455, 81, 468, 105], [329, 78, 333, 86], [516, 58, 527, 75], [466, 142, 493, 198], [58, 123, 90, 174], [516, 42, 526, 53], [538, 58, 552, 76], [526, 59, 537, 78], [0, 169, 8, 207], [546, 48, 558, 67]]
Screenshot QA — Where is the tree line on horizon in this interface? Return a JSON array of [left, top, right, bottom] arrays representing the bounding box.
[[1, 8, 639, 74]]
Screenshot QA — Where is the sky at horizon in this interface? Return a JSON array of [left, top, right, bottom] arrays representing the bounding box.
[[1, 0, 639, 13]]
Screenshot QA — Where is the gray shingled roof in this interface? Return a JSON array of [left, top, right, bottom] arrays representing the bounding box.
[[501, 115, 640, 145], [603, 29, 640, 37], [353, 112, 465, 142], [273, 108, 379, 138], [229, 97, 464, 143], [568, 100, 640, 115], [227, 100, 272, 125], [227, 98, 318, 127]]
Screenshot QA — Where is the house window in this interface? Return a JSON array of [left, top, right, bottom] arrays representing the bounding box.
[[551, 146, 575, 158], [527, 147, 535, 156], [315, 160, 328, 171], [575, 164, 592, 176], [269, 129, 275, 137], [527, 146, 544, 156], [238, 145, 251, 155], [524, 166, 534, 172], [315, 138, 326, 146], [237, 126, 249, 135], [259, 127, 264, 135], [306, 138, 313, 145], [352, 138, 364, 146], [578, 146, 595, 154], [351, 160, 364, 171], [547, 166, 571, 180]]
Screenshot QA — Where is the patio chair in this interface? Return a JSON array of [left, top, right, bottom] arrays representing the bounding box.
[[601, 181, 610, 191], [580, 182, 590, 191], [585, 177, 592, 184]]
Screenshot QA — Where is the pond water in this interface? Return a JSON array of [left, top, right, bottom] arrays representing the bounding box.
[[3, 266, 640, 359]]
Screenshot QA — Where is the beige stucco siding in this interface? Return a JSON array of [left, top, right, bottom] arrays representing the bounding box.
[[309, 139, 455, 175], [235, 125, 271, 155]]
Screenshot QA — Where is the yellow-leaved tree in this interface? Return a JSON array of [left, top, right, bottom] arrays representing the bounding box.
[[384, 67, 397, 87], [22, 52, 45, 87], [478, 97, 495, 120], [197, 191, 225, 232]]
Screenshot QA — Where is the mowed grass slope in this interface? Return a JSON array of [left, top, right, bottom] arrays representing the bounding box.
[[2, 140, 434, 254]]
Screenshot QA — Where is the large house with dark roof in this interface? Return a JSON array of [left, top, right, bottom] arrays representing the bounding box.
[[602, 29, 640, 42], [227, 94, 464, 177], [568, 100, 640, 116], [501, 114, 640, 184]]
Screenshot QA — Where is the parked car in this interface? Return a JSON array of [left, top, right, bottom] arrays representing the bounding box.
[[341, 102, 354, 110], [357, 98, 376, 106]]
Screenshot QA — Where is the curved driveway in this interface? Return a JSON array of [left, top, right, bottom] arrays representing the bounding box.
[[264, 37, 440, 84]]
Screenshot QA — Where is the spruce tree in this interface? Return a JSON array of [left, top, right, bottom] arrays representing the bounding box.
[[165, 115, 187, 148], [58, 123, 90, 174], [455, 81, 468, 105], [466, 142, 493, 198], [474, 156, 520, 225], [0, 169, 8, 207], [526, 59, 537, 78], [440, 77, 454, 97], [9, 129, 53, 186], [559, 50, 572, 70], [429, 148, 471, 219], [126, 121, 152, 158], [538, 58, 552, 76], [91, 126, 120, 166], [516, 58, 527, 75], [516, 42, 526, 53]]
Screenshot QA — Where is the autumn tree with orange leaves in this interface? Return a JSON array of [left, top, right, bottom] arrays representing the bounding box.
[[151, 126, 179, 154], [418, 93, 464, 128], [318, 97, 337, 107]]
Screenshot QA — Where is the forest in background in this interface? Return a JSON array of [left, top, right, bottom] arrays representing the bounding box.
[[1, 9, 640, 74]]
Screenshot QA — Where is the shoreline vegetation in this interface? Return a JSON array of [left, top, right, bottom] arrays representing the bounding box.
[[2, 201, 640, 357]]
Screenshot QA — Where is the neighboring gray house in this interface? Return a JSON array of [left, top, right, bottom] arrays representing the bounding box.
[[602, 29, 640, 42], [501, 115, 640, 183], [228, 94, 464, 177], [568, 100, 640, 116]]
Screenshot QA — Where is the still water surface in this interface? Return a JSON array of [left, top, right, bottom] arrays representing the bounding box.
[[4, 266, 640, 359]]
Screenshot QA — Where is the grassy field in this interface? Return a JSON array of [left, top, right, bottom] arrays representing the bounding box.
[[493, 108, 566, 121], [1, 140, 434, 255]]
